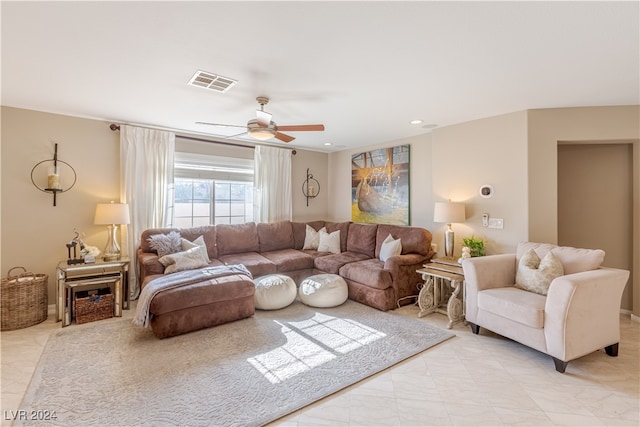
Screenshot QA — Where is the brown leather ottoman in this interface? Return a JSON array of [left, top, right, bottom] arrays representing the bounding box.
[[148, 273, 255, 339]]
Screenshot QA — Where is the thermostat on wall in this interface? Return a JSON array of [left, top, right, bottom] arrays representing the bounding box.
[[479, 184, 494, 198]]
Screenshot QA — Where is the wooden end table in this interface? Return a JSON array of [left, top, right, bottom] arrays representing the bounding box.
[[416, 257, 465, 329]]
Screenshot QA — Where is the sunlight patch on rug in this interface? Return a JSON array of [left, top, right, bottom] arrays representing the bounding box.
[[248, 312, 387, 384]]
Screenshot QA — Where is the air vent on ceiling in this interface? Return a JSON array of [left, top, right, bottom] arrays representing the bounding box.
[[188, 70, 237, 93]]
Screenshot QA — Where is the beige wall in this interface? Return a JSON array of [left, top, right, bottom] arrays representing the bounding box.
[[1, 107, 328, 303], [291, 149, 329, 221], [431, 111, 529, 256], [528, 106, 640, 317], [1, 107, 121, 301]]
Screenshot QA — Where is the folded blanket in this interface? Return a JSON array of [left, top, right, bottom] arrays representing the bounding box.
[[133, 264, 252, 328]]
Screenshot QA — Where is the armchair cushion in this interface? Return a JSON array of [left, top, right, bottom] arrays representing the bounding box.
[[515, 249, 564, 295], [478, 287, 546, 328]]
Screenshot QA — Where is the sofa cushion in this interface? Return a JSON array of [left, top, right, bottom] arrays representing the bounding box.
[[257, 221, 294, 253], [216, 222, 259, 256], [478, 287, 546, 329], [140, 228, 179, 253], [158, 246, 210, 274], [179, 226, 218, 260], [325, 221, 351, 252], [318, 229, 341, 254], [516, 242, 605, 275], [302, 225, 325, 250], [147, 230, 182, 257], [261, 249, 314, 272], [181, 235, 211, 262], [515, 249, 564, 296], [217, 252, 277, 277], [346, 223, 378, 258], [339, 258, 392, 290], [149, 274, 255, 316], [292, 221, 325, 249], [314, 252, 370, 274], [379, 233, 402, 262], [375, 225, 432, 258]]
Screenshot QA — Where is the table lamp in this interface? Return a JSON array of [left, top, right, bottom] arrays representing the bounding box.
[[94, 202, 130, 261], [434, 200, 465, 258]]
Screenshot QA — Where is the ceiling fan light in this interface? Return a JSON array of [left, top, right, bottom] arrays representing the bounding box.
[[249, 128, 276, 140]]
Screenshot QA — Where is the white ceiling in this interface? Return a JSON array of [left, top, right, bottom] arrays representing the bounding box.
[[2, 1, 638, 152]]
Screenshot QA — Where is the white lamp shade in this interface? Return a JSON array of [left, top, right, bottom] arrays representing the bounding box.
[[94, 203, 130, 225], [434, 202, 465, 224]]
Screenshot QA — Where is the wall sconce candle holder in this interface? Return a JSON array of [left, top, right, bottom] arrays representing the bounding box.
[[31, 143, 76, 206], [302, 168, 320, 207]]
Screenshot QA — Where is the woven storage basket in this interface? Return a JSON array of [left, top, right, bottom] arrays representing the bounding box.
[[74, 292, 114, 324], [1, 267, 48, 331]]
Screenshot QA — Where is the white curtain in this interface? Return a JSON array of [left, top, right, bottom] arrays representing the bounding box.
[[254, 145, 292, 223], [120, 125, 175, 299]]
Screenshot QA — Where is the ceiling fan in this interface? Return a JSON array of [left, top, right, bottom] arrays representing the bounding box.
[[196, 96, 325, 143]]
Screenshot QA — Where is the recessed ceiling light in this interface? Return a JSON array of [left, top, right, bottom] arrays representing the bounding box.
[[323, 142, 333, 146], [410, 119, 423, 125]]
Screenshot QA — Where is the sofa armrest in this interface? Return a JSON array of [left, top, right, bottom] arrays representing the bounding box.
[[544, 267, 629, 361], [462, 254, 516, 323], [137, 248, 165, 287], [384, 253, 429, 304]]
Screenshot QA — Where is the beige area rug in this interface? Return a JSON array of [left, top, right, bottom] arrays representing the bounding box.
[[19, 300, 454, 426]]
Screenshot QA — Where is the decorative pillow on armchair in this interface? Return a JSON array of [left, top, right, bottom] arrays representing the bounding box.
[[147, 231, 182, 257], [158, 246, 209, 274], [515, 249, 564, 296]]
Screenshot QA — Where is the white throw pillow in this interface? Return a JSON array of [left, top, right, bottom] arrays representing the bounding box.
[[379, 234, 402, 261], [303, 225, 326, 250], [159, 246, 209, 274], [515, 249, 564, 296], [317, 229, 341, 254], [181, 235, 210, 262]]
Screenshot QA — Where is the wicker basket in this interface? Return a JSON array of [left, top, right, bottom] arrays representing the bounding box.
[[1, 267, 48, 331], [74, 291, 114, 324]]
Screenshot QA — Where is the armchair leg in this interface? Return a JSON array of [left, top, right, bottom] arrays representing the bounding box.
[[553, 357, 569, 373], [469, 322, 480, 335], [605, 343, 619, 357]]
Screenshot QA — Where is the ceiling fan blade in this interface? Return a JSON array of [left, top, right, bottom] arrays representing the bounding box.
[[256, 110, 272, 127], [195, 122, 246, 129], [276, 124, 325, 132], [275, 132, 295, 143]]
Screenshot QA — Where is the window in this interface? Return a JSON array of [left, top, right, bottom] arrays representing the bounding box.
[[172, 153, 254, 227]]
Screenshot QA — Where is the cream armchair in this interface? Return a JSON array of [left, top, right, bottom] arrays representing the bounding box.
[[462, 242, 629, 373]]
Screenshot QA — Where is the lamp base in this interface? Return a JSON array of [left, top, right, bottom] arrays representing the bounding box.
[[103, 224, 121, 261], [444, 225, 455, 257]]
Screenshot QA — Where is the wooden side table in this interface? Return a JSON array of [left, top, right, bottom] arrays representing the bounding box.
[[56, 257, 129, 326], [416, 257, 465, 329]]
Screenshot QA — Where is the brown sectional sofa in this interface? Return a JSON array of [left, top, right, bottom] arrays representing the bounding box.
[[138, 220, 434, 337]]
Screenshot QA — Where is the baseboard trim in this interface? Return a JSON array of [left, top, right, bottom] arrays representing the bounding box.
[[631, 313, 640, 324]]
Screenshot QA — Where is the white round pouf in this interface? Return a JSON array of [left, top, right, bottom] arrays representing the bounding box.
[[299, 274, 348, 308], [254, 274, 297, 310]]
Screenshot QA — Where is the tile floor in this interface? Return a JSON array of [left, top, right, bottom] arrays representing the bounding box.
[[1, 303, 638, 426]]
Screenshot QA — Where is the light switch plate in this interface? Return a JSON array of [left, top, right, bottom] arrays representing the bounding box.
[[488, 218, 504, 229]]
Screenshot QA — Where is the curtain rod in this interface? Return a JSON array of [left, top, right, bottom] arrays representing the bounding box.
[[109, 123, 297, 154]]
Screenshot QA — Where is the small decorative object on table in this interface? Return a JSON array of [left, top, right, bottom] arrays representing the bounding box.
[[462, 236, 485, 257]]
